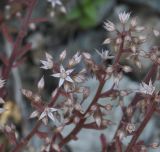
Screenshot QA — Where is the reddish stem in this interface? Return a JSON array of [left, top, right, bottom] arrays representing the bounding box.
[[59, 78, 105, 146], [11, 89, 60, 151], [112, 62, 158, 142], [0, 0, 37, 97], [125, 103, 155, 152], [115, 137, 122, 152], [11, 121, 41, 152], [59, 32, 125, 148], [100, 134, 108, 152]]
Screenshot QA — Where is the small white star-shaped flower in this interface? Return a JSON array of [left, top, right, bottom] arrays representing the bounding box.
[[118, 12, 130, 24], [40, 53, 53, 70], [39, 107, 58, 122], [51, 65, 74, 87], [30, 107, 58, 125], [138, 80, 155, 95]]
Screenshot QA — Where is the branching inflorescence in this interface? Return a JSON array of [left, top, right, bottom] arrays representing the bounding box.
[[0, 0, 160, 152]]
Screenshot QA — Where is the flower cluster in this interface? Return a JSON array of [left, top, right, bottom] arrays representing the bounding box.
[[1, 3, 160, 152], [40, 50, 85, 92]]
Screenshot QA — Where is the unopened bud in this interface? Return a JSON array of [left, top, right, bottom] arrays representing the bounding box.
[[103, 38, 111, 44], [82, 52, 91, 60], [59, 50, 66, 61], [29, 23, 36, 30], [126, 107, 133, 116], [52, 89, 58, 99], [30, 111, 39, 118], [34, 94, 41, 102], [73, 116, 80, 124], [95, 115, 101, 127], [123, 66, 132, 73], [116, 37, 122, 44], [74, 104, 82, 112], [136, 61, 142, 69], [106, 66, 113, 73], [91, 105, 97, 111], [126, 123, 136, 133], [21, 89, 32, 98], [105, 104, 112, 111], [38, 76, 44, 90]]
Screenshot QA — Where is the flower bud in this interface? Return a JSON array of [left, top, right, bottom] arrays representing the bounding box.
[[59, 50, 66, 61], [103, 38, 111, 44], [91, 105, 98, 111], [37, 76, 44, 90], [126, 107, 133, 117], [123, 66, 132, 73], [73, 116, 80, 124], [82, 52, 91, 60], [105, 104, 112, 111], [116, 37, 122, 45], [30, 111, 39, 118], [126, 123, 136, 133], [21, 89, 32, 98], [106, 66, 113, 74]]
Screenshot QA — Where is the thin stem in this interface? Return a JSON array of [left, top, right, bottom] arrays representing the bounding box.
[[49, 133, 58, 151], [11, 87, 60, 151], [11, 121, 41, 152], [112, 62, 158, 141], [0, 0, 37, 97], [125, 103, 155, 152], [100, 134, 108, 152], [59, 32, 125, 148], [59, 79, 105, 146], [115, 137, 122, 152]]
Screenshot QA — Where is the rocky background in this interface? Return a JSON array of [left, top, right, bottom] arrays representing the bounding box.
[[0, 0, 160, 151]]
